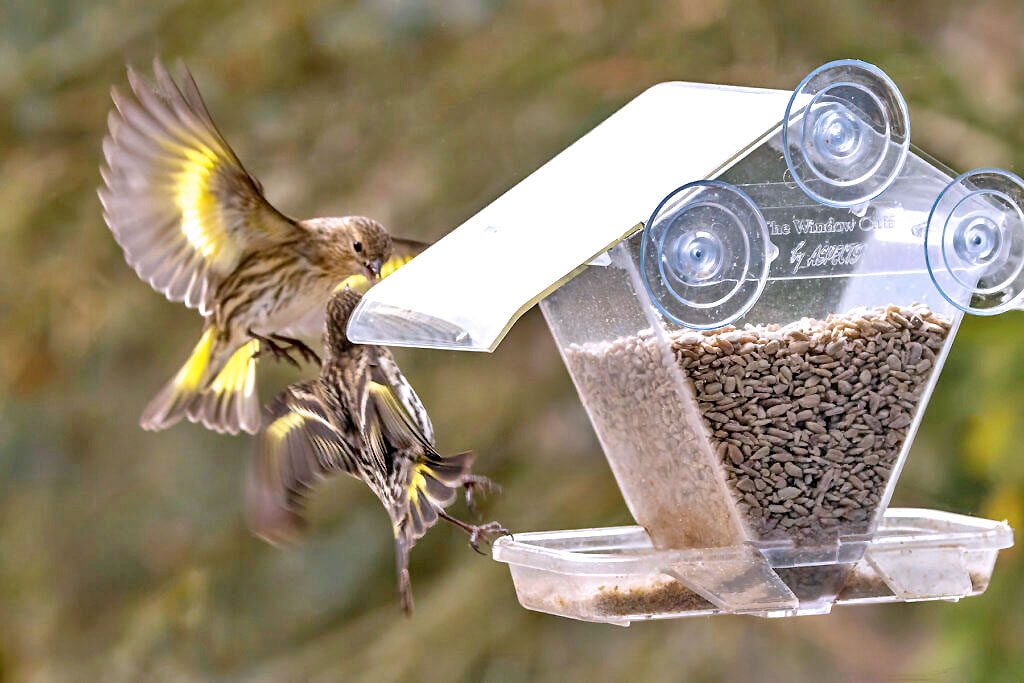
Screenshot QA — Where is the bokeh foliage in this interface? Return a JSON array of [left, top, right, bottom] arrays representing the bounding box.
[[0, 1, 1022, 680]]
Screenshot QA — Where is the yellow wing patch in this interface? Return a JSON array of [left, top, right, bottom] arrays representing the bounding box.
[[173, 327, 216, 390], [408, 463, 429, 499], [208, 339, 259, 397], [267, 411, 306, 443], [382, 253, 414, 279], [175, 146, 228, 261]]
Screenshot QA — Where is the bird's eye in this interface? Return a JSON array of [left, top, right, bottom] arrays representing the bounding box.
[[353, 241, 363, 253]]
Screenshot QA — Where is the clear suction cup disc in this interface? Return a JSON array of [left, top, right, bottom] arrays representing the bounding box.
[[641, 181, 773, 330], [783, 60, 910, 208], [926, 168, 1024, 315]]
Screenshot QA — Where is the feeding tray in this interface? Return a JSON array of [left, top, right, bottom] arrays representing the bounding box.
[[347, 60, 1019, 622], [492, 509, 1013, 625]]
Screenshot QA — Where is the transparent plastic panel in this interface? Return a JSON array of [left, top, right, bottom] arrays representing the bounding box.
[[645, 135, 968, 327], [866, 546, 973, 600], [545, 127, 973, 560], [507, 566, 716, 626], [662, 547, 798, 615], [613, 130, 967, 556], [347, 82, 795, 351], [771, 564, 852, 615], [540, 252, 748, 549], [492, 510, 1013, 624]]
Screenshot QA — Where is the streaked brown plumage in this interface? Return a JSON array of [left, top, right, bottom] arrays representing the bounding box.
[[247, 287, 505, 615], [99, 59, 426, 434]]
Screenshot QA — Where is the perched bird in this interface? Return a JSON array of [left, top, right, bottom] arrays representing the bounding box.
[[247, 287, 505, 614], [99, 59, 425, 434]]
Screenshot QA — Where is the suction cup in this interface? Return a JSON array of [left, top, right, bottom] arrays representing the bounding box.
[[641, 181, 774, 330], [925, 168, 1024, 315], [783, 60, 910, 208]]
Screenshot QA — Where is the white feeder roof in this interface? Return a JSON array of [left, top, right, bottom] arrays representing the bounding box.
[[347, 81, 795, 352]]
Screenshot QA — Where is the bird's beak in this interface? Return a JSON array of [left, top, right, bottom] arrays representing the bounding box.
[[366, 259, 383, 280]]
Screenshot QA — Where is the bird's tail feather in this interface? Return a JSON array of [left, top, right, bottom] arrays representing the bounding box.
[[140, 329, 260, 434], [395, 534, 414, 617], [391, 450, 475, 615], [186, 339, 261, 434], [141, 327, 219, 431]]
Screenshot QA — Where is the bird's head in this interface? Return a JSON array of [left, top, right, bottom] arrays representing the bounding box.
[[311, 215, 393, 282]]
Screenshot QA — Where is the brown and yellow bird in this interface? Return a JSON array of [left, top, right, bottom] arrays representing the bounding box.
[[247, 287, 505, 614], [99, 59, 425, 434]]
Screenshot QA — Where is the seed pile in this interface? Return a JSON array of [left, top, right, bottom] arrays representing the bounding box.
[[674, 304, 950, 542], [564, 335, 745, 549], [593, 581, 713, 616], [526, 562, 987, 620], [564, 304, 951, 548], [774, 565, 852, 603]]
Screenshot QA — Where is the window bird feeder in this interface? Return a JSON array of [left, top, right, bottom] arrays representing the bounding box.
[[347, 61, 1016, 624]]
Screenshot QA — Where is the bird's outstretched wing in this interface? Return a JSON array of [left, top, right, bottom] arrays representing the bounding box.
[[99, 58, 298, 314], [247, 382, 360, 543]]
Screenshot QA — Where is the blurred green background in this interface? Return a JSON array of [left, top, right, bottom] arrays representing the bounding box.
[[1, 1, 1023, 680]]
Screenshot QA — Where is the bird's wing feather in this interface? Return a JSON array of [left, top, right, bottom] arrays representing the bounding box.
[[363, 376, 453, 540], [99, 58, 298, 314], [356, 349, 471, 545], [375, 348, 434, 444], [257, 383, 360, 492], [361, 345, 436, 453], [366, 380, 426, 451]]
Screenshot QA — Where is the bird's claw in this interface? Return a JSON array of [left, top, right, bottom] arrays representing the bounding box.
[[249, 330, 321, 368], [467, 521, 511, 555], [250, 330, 301, 369], [438, 510, 511, 555], [285, 338, 322, 367]]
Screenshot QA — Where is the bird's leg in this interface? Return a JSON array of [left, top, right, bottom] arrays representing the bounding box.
[[437, 509, 510, 555], [461, 474, 501, 519], [269, 333, 321, 367], [248, 329, 301, 369]]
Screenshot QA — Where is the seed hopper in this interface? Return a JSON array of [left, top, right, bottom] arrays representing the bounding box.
[[347, 61, 1017, 624]]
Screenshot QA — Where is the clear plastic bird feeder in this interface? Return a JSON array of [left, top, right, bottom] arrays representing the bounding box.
[[347, 61, 1016, 624]]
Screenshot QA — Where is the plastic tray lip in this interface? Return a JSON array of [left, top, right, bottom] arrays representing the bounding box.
[[492, 508, 1013, 575]]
